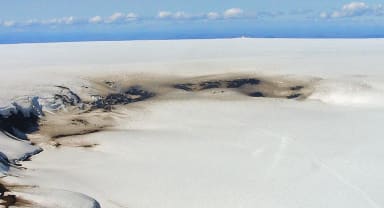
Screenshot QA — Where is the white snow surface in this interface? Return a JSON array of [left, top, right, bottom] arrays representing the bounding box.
[[13, 188, 101, 208], [1, 38, 384, 208], [0, 133, 40, 166]]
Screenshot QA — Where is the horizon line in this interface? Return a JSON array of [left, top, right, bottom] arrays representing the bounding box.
[[2, 35, 384, 45]]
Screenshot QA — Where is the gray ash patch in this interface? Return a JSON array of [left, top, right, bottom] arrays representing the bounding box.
[[90, 86, 155, 110], [70, 119, 89, 126], [173, 78, 261, 91], [0, 182, 34, 208], [51, 85, 155, 111], [287, 94, 302, 99], [55, 86, 82, 105], [199, 81, 222, 90], [51, 129, 102, 139], [104, 81, 116, 88], [290, 86, 304, 91], [249, 92, 265, 97], [0, 182, 7, 197], [124, 86, 155, 101], [0, 182, 16, 208], [226, 78, 260, 88], [52, 86, 83, 110], [171, 77, 309, 100], [173, 83, 194, 91]]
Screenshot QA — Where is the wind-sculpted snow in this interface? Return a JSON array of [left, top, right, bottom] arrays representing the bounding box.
[[309, 78, 384, 107]]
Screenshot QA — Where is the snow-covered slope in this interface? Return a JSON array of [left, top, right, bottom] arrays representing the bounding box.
[[1, 39, 384, 208]]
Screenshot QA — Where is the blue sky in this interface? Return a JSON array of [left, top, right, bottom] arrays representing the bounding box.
[[1, 0, 384, 43]]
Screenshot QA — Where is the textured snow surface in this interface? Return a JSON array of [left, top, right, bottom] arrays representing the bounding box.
[[0, 133, 40, 165], [14, 188, 101, 208], [1, 39, 384, 207], [18, 99, 384, 208]]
